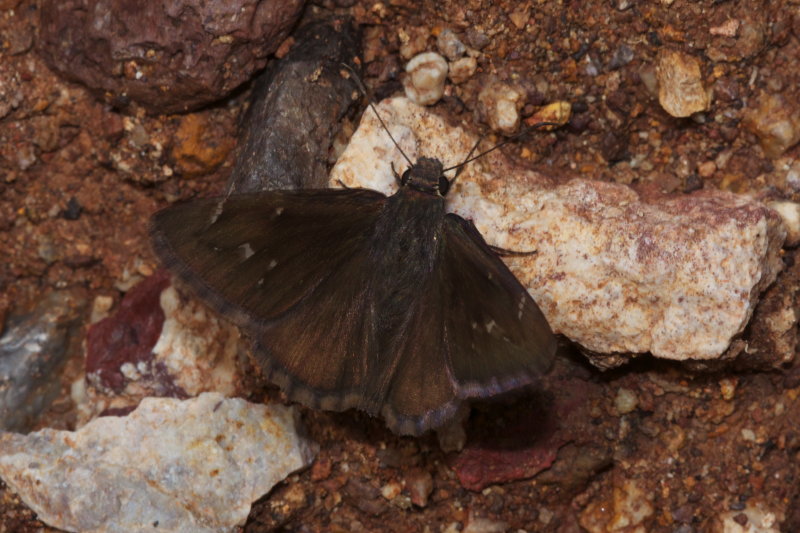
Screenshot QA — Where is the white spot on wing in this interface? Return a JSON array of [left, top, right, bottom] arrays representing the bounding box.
[[485, 320, 497, 333], [270, 206, 284, 220], [257, 278, 265, 286], [268, 259, 278, 270], [209, 200, 224, 225], [238, 242, 254, 260]]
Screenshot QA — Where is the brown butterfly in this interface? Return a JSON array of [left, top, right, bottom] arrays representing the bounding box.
[[150, 132, 557, 436]]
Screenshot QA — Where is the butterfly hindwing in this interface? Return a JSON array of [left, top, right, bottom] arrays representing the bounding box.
[[440, 214, 557, 398]]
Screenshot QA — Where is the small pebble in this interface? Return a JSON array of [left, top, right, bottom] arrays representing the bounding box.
[[406, 469, 433, 507], [525, 101, 572, 128], [614, 387, 639, 415], [608, 43, 635, 70], [741, 428, 756, 442], [719, 377, 737, 401], [448, 56, 477, 84], [464, 513, 508, 533], [656, 50, 711, 118], [403, 52, 448, 106], [380, 481, 402, 500], [398, 27, 430, 60], [465, 28, 490, 49], [743, 93, 800, 159], [697, 160, 717, 178], [768, 201, 800, 247], [436, 29, 466, 61], [478, 80, 526, 135]]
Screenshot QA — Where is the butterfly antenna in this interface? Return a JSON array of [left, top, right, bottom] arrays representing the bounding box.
[[443, 121, 562, 179], [341, 63, 414, 168]]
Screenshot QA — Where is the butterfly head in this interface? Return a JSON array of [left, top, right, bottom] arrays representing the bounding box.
[[400, 157, 451, 197]]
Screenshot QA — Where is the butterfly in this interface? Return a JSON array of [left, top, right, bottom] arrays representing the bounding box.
[[150, 124, 557, 436]]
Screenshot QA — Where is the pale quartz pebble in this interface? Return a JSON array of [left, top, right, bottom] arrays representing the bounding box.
[[403, 52, 448, 106], [0, 393, 316, 533], [614, 388, 638, 415], [656, 49, 711, 117], [330, 97, 787, 364], [477, 80, 525, 134], [768, 201, 800, 247]]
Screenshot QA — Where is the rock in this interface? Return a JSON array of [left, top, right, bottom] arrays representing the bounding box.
[[607, 43, 635, 70], [228, 17, 363, 193], [436, 29, 466, 61], [768, 201, 800, 247], [614, 388, 638, 415], [403, 52, 448, 106], [579, 479, 654, 532], [716, 501, 782, 533], [655, 49, 711, 118], [448, 56, 478, 85], [405, 468, 433, 507], [463, 513, 508, 533], [171, 113, 236, 176], [398, 27, 429, 60], [525, 101, 572, 129], [38, 0, 304, 114], [449, 374, 600, 491], [465, 28, 490, 50], [83, 272, 244, 423], [85, 271, 172, 395], [743, 93, 800, 159], [0, 393, 317, 533], [0, 290, 87, 431], [477, 79, 526, 134], [330, 97, 787, 364]]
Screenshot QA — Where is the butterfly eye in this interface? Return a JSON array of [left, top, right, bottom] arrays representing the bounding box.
[[401, 169, 412, 185], [438, 176, 451, 196]]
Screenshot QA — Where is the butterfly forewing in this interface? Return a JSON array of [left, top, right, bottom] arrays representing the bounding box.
[[150, 189, 386, 329], [441, 214, 557, 398]]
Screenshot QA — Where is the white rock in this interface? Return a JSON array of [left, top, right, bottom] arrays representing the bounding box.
[[0, 393, 316, 533], [153, 285, 243, 397], [477, 80, 526, 134], [330, 97, 787, 363], [403, 52, 448, 106]]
